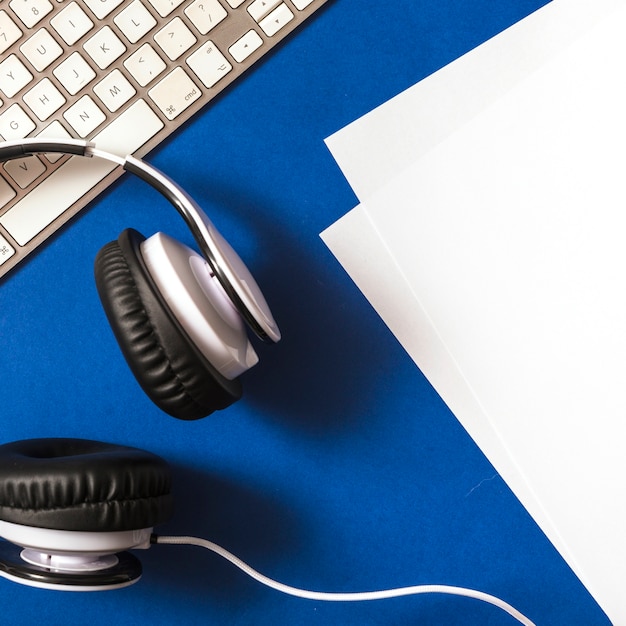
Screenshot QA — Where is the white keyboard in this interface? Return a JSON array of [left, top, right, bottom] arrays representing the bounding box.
[[0, 0, 328, 278]]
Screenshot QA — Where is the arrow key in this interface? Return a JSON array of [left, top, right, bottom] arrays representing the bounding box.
[[229, 30, 264, 63], [247, 0, 281, 22], [259, 4, 294, 37]]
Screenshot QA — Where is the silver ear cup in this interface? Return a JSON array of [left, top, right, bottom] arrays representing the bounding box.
[[140, 232, 259, 379], [94, 231, 243, 419], [0, 519, 151, 592], [0, 540, 143, 591]]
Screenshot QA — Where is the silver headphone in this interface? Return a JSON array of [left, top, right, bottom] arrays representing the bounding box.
[[0, 138, 280, 420]]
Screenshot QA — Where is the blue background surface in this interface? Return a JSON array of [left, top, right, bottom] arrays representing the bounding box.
[[0, 1, 612, 624]]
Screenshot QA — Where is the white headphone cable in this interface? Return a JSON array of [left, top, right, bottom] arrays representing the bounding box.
[[152, 534, 535, 625]]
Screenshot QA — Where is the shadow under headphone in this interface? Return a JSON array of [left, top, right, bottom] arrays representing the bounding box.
[[0, 141, 534, 624]]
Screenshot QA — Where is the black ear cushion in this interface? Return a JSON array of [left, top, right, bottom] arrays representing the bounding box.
[[0, 439, 173, 532], [93, 229, 242, 420]]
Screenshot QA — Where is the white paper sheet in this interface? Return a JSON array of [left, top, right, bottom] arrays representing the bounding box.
[[325, 0, 619, 203], [321, 0, 626, 621]]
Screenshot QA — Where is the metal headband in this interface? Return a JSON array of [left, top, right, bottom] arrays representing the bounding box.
[[0, 138, 280, 343]]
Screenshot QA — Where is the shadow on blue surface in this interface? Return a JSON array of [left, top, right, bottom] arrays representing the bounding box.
[[162, 173, 398, 434], [145, 463, 301, 596]]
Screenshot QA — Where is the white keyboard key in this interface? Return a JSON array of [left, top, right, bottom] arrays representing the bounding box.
[[124, 43, 167, 87], [0, 233, 16, 265], [81, 0, 124, 20], [229, 30, 263, 63], [145, 0, 186, 18], [0, 178, 17, 210], [50, 2, 94, 45], [148, 67, 201, 120], [0, 55, 33, 99], [93, 69, 136, 112], [259, 3, 294, 37], [53, 51, 96, 95], [23, 77, 67, 121], [0, 99, 163, 246], [184, 0, 227, 35], [0, 103, 36, 140], [114, 0, 157, 44], [20, 28, 63, 72], [186, 41, 232, 88], [4, 155, 46, 189], [247, 0, 281, 22], [83, 26, 126, 70], [155, 17, 197, 61], [0, 10, 23, 55], [89, 99, 164, 156], [9, 0, 53, 28], [292, 0, 315, 9], [37, 121, 73, 163], [63, 94, 106, 137]]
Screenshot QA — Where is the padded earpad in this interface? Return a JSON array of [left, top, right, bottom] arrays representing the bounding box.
[[94, 229, 242, 420], [0, 438, 173, 532]]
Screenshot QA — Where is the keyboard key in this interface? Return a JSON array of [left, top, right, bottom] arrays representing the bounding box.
[[124, 43, 167, 87], [148, 67, 201, 120], [184, 0, 227, 36], [36, 121, 73, 163], [145, 0, 186, 18], [20, 28, 63, 72], [0, 103, 36, 140], [229, 30, 263, 63], [114, 0, 157, 44], [259, 4, 294, 37], [155, 17, 196, 61], [83, 26, 127, 70], [186, 41, 232, 88], [0, 178, 17, 211], [81, 0, 124, 20], [247, 0, 282, 22], [9, 0, 53, 29], [0, 99, 163, 246], [50, 2, 94, 45], [23, 77, 67, 121], [3, 154, 46, 189], [0, 55, 33, 99], [0, 10, 23, 54], [53, 51, 96, 95], [292, 0, 316, 8], [93, 69, 136, 112], [0, 233, 16, 266], [63, 94, 106, 137]]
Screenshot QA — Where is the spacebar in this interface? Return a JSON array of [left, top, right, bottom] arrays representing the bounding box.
[[0, 100, 164, 247]]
